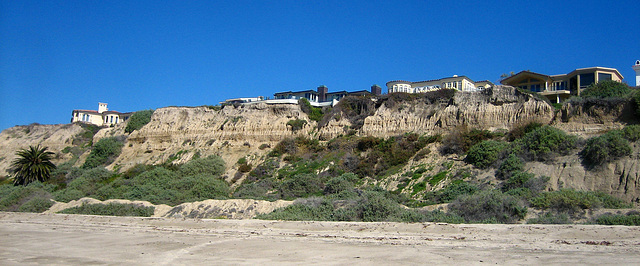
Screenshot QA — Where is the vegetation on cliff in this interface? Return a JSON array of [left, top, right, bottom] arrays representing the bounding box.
[[124, 109, 154, 133], [1, 84, 639, 225]]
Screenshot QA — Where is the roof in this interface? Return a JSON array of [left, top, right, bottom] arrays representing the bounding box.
[[274, 90, 317, 95], [500, 70, 551, 84], [565, 67, 623, 80], [73, 109, 100, 114], [387, 76, 476, 87]]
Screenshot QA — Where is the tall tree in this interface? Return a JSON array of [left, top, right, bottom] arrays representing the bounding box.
[[9, 145, 56, 186]]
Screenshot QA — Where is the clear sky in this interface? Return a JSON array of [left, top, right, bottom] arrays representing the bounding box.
[[1, 0, 639, 131]]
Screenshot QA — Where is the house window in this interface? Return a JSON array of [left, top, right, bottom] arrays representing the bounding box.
[[598, 73, 612, 82], [115, 117, 118, 123], [530, 84, 541, 92], [580, 73, 595, 88]]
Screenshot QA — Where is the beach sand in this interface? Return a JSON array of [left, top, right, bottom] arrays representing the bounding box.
[[1, 211, 639, 265]]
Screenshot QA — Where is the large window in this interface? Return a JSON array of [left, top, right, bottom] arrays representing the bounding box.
[[580, 73, 595, 88], [530, 84, 541, 92], [598, 73, 612, 82]]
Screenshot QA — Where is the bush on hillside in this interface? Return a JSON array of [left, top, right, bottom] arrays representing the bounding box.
[[426, 180, 479, 203], [495, 153, 524, 180], [507, 121, 543, 142], [530, 189, 630, 216], [82, 137, 124, 169], [0, 182, 54, 212], [278, 174, 324, 200], [324, 173, 358, 195], [512, 126, 578, 161], [622, 125, 640, 142], [448, 190, 527, 223], [581, 130, 631, 166], [176, 155, 226, 177], [299, 98, 325, 122], [592, 213, 640, 226], [581, 80, 631, 99], [124, 109, 154, 133], [286, 119, 307, 132], [465, 140, 508, 169], [257, 191, 464, 223], [440, 127, 497, 154]]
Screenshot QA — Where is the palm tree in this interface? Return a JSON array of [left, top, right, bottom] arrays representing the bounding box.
[[9, 145, 56, 186]]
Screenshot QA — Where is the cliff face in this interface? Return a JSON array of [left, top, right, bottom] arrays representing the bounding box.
[[113, 103, 311, 175], [0, 123, 83, 176], [2, 86, 639, 201], [358, 86, 555, 137], [526, 143, 640, 202]]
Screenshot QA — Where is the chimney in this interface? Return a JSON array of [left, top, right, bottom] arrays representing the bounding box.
[[98, 103, 108, 113], [371, 84, 382, 95], [317, 85, 328, 102]]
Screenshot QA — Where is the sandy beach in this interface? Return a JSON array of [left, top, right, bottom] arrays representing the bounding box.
[[1, 211, 639, 265]]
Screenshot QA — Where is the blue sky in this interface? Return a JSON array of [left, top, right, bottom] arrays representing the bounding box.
[[1, 0, 639, 131]]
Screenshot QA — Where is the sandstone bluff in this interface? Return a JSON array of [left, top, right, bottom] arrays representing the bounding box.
[[1, 86, 639, 216]]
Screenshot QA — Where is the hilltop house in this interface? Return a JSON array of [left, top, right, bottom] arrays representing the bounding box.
[[500, 67, 624, 103], [221, 85, 383, 107], [71, 103, 132, 126], [386, 75, 493, 94]]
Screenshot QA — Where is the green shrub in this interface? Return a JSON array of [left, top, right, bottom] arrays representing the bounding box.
[[581, 80, 631, 99], [278, 174, 324, 200], [430, 181, 478, 203], [125, 109, 154, 133], [324, 173, 357, 195], [592, 213, 640, 226], [448, 190, 528, 223], [59, 203, 155, 217], [496, 153, 524, 179], [501, 171, 535, 192], [514, 126, 578, 161], [529, 189, 628, 215], [233, 179, 277, 200], [175, 174, 230, 201], [507, 121, 543, 141], [257, 191, 465, 223], [82, 137, 124, 169], [441, 128, 496, 154], [581, 131, 631, 166], [257, 197, 335, 221], [286, 119, 307, 132], [299, 98, 325, 122], [176, 155, 226, 177], [622, 125, 640, 142], [465, 140, 508, 169], [17, 197, 54, 213], [0, 182, 54, 212]]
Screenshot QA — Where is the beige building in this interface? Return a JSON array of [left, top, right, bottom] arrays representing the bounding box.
[[387, 75, 493, 94], [501, 67, 624, 103], [71, 103, 132, 126]]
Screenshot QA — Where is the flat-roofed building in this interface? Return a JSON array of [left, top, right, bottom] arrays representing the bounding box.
[[500, 67, 623, 103]]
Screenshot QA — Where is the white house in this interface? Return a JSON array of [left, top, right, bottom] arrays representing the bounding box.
[[71, 103, 132, 126], [387, 75, 492, 94]]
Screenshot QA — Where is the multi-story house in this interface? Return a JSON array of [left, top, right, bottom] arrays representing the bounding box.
[[500, 67, 624, 103], [386, 75, 492, 94], [71, 103, 132, 126]]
